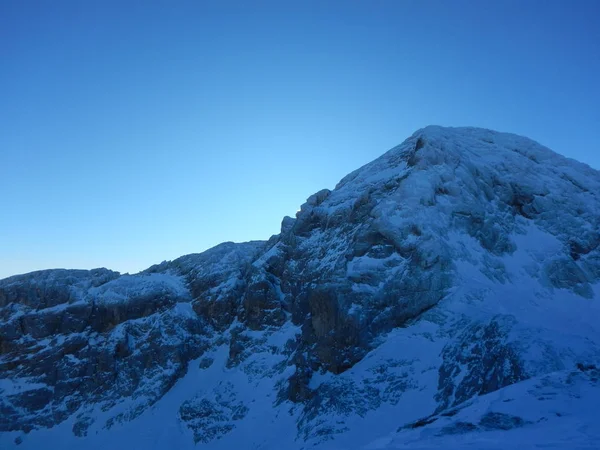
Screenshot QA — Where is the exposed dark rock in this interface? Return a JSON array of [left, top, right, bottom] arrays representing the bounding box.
[[436, 316, 527, 412], [479, 412, 529, 430], [72, 416, 94, 437], [544, 258, 593, 298], [199, 356, 214, 369], [1, 126, 599, 446], [178, 382, 248, 443], [11, 388, 53, 412], [576, 362, 598, 372], [404, 416, 438, 430], [241, 278, 285, 330], [438, 421, 478, 435]]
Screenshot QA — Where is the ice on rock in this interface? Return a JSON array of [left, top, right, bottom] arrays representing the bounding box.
[[1, 126, 599, 450]]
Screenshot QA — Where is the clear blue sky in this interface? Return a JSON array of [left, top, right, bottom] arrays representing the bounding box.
[[1, 0, 599, 279]]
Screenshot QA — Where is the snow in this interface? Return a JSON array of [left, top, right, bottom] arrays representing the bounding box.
[[88, 272, 190, 304], [0, 378, 49, 396], [365, 367, 600, 449], [171, 302, 195, 319], [2, 126, 599, 449]]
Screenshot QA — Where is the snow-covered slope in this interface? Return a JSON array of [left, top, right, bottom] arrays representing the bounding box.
[[1, 126, 599, 449]]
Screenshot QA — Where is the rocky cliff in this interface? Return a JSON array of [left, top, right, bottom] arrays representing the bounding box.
[[1, 126, 599, 449]]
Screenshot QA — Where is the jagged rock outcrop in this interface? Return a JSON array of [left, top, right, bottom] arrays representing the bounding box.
[[1, 126, 599, 450], [0, 243, 262, 433]]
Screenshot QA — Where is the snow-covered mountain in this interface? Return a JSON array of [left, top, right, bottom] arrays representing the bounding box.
[[1, 126, 599, 449]]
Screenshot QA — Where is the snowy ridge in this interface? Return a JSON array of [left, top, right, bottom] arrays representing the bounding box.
[[1, 126, 599, 449]]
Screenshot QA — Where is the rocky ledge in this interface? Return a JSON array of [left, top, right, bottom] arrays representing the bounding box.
[[1, 126, 599, 449]]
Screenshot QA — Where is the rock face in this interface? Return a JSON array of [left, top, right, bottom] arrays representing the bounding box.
[[1, 126, 600, 450], [0, 244, 262, 434]]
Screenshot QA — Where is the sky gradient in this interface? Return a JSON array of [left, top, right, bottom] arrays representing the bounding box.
[[1, 0, 599, 279]]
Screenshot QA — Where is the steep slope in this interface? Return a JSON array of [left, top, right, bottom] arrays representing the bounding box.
[[0, 242, 263, 435], [376, 363, 600, 449], [1, 126, 599, 449]]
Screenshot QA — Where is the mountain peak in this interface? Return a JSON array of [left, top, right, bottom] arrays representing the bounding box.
[[2, 127, 600, 449]]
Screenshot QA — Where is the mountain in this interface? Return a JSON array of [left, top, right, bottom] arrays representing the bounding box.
[[1, 126, 599, 449]]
